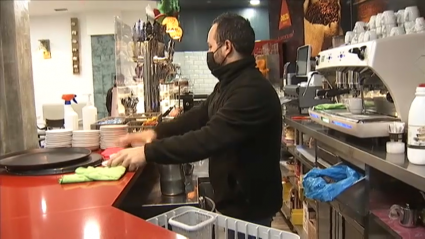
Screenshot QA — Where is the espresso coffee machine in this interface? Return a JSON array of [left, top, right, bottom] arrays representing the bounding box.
[[284, 45, 331, 114], [309, 34, 425, 137]]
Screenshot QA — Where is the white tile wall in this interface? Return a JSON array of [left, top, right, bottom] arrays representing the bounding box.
[[173, 51, 217, 94]]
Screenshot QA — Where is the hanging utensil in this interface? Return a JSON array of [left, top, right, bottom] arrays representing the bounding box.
[[162, 106, 175, 117]]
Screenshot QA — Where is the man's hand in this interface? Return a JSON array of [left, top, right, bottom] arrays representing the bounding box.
[[117, 129, 157, 147], [106, 147, 146, 171]]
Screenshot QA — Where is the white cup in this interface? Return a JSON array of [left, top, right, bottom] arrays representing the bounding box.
[[346, 98, 363, 114], [345, 31, 354, 44], [382, 23, 396, 37], [351, 35, 358, 44], [404, 6, 420, 22], [382, 10, 396, 25], [376, 13, 383, 28], [396, 10, 405, 25], [368, 15, 377, 29], [376, 26, 382, 37], [390, 26, 406, 36], [363, 30, 377, 41], [405, 21, 416, 34], [354, 21, 366, 33], [357, 32, 365, 42], [415, 17, 425, 33]]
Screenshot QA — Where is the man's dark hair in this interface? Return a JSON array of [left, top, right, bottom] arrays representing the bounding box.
[[212, 13, 255, 57]]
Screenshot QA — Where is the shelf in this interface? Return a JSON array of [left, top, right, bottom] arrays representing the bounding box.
[[288, 146, 315, 169], [331, 177, 367, 227], [280, 204, 305, 237], [285, 117, 425, 194], [280, 161, 296, 178], [289, 144, 367, 229], [371, 209, 425, 239], [280, 204, 295, 233], [294, 225, 304, 237], [287, 146, 314, 169], [306, 198, 317, 211]]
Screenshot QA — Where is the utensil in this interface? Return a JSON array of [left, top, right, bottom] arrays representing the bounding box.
[[404, 6, 420, 23], [389, 122, 405, 134], [396, 10, 405, 25], [162, 106, 175, 117], [345, 31, 354, 44], [368, 15, 377, 29], [0, 148, 91, 171], [291, 116, 310, 120], [157, 164, 188, 196], [345, 98, 363, 114], [415, 17, 425, 33], [389, 204, 419, 228], [332, 35, 344, 48]]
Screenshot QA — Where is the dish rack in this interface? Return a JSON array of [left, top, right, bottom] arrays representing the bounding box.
[[147, 206, 300, 239], [91, 113, 163, 133], [126, 113, 161, 133]]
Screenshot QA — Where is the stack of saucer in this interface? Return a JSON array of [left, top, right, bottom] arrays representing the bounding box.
[[45, 129, 72, 148], [72, 130, 100, 150], [100, 125, 128, 149]]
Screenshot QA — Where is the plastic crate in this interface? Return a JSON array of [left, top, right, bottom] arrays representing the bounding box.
[[148, 206, 300, 239], [168, 210, 215, 238]]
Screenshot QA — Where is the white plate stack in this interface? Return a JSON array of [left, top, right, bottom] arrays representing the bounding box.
[[72, 130, 100, 150], [45, 129, 72, 148], [100, 125, 128, 149]]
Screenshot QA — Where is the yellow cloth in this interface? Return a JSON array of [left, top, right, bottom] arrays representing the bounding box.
[[59, 166, 126, 184]]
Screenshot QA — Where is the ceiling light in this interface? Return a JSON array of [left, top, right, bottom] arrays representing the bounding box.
[[250, 0, 260, 6]]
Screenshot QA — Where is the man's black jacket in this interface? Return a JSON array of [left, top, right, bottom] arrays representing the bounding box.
[[145, 57, 283, 220]]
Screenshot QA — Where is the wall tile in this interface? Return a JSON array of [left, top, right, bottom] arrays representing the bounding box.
[[91, 35, 115, 119], [173, 51, 217, 95]]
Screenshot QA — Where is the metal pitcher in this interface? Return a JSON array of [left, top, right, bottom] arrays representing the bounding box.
[[389, 204, 419, 228], [157, 164, 193, 196]]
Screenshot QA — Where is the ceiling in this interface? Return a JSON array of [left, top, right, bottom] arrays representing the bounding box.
[[179, 0, 267, 9], [29, 0, 267, 16], [28, 0, 157, 16]]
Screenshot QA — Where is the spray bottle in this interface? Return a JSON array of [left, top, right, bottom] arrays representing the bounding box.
[[62, 94, 78, 130], [82, 94, 98, 130]]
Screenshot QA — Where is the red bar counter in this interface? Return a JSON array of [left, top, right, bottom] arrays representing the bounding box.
[[0, 170, 183, 239]]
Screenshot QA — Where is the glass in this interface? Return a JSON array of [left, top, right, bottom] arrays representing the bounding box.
[[332, 35, 345, 48]]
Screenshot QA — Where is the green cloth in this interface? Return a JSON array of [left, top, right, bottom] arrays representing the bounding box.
[[314, 103, 346, 110], [59, 166, 126, 184]]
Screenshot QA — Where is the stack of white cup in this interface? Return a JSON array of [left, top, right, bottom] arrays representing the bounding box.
[[344, 5, 425, 45]]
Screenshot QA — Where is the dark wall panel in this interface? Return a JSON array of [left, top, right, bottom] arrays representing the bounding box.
[[176, 8, 270, 51], [353, 0, 425, 23]]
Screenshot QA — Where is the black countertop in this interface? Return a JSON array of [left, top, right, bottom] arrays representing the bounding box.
[[284, 117, 425, 192]]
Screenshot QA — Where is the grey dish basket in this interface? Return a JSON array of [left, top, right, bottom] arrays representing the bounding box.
[[148, 206, 300, 239]]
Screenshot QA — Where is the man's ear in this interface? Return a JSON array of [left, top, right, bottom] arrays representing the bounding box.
[[224, 40, 232, 53]]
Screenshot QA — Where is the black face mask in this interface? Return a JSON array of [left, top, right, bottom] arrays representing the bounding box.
[[207, 45, 228, 77]]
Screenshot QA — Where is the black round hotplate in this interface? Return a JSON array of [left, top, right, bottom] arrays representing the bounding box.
[[0, 148, 91, 171], [4, 153, 103, 176]]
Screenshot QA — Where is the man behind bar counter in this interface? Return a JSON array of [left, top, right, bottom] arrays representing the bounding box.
[[107, 12, 283, 231]]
